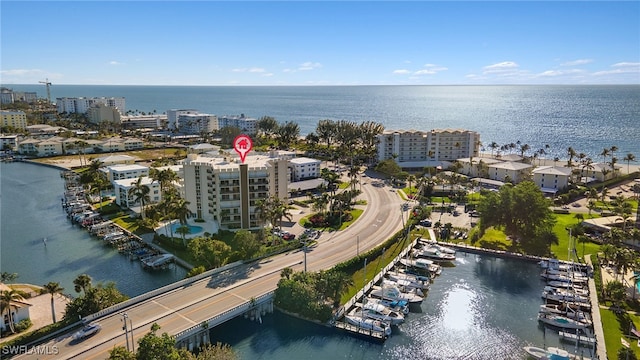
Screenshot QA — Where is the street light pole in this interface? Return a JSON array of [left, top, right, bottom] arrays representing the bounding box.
[[357, 235, 359, 257], [121, 313, 130, 352]]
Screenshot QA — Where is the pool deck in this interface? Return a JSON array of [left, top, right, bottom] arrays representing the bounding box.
[[155, 219, 218, 239]]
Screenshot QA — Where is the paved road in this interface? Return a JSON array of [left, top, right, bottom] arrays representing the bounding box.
[[16, 173, 404, 360]]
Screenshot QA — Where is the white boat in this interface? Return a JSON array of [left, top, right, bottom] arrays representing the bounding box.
[[541, 271, 588, 284], [384, 279, 424, 297], [537, 312, 590, 330], [412, 246, 456, 263], [367, 298, 409, 315], [344, 314, 392, 336], [543, 285, 588, 297], [418, 239, 456, 255], [400, 258, 442, 275], [539, 259, 572, 271], [369, 283, 423, 304], [539, 305, 592, 326], [141, 254, 175, 269], [541, 287, 590, 304], [547, 280, 587, 290], [524, 346, 570, 360], [385, 271, 430, 290], [352, 301, 405, 325]]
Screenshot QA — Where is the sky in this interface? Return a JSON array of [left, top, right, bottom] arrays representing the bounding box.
[[1, 1, 639, 86]]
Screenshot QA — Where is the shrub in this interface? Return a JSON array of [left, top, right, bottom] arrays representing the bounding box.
[[14, 319, 32, 333]]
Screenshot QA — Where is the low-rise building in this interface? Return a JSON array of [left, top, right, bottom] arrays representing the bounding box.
[[487, 161, 533, 183], [532, 166, 572, 194], [105, 164, 150, 182], [87, 103, 121, 124], [289, 157, 321, 181], [177, 113, 218, 135], [113, 176, 161, 208], [0, 135, 19, 151], [217, 114, 258, 135], [0, 283, 32, 332]]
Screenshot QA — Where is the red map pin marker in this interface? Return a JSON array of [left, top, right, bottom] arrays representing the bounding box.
[[233, 134, 253, 163]]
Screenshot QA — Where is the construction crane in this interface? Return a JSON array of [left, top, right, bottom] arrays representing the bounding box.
[[39, 78, 52, 103]]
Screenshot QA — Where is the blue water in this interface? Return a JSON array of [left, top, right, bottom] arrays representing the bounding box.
[[0, 162, 188, 298], [4, 84, 640, 161], [170, 223, 203, 234], [211, 253, 594, 360]]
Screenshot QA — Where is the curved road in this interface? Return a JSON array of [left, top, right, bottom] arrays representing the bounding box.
[[17, 174, 405, 360]]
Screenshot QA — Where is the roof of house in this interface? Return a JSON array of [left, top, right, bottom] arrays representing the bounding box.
[[489, 161, 532, 171], [532, 166, 572, 176]]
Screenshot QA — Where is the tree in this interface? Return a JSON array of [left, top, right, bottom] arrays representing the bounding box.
[[176, 225, 192, 246], [129, 176, 151, 219], [73, 273, 93, 294], [0, 288, 27, 333], [256, 116, 279, 138], [234, 230, 261, 259], [41, 282, 64, 323], [107, 346, 136, 360], [0, 272, 18, 283], [192, 342, 237, 360], [188, 237, 232, 269], [315, 119, 337, 150], [275, 121, 300, 149], [477, 181, 556, 255], [136, 323, 186, 360], [623, 153, 636, 174], [64, 281, 129, 321]]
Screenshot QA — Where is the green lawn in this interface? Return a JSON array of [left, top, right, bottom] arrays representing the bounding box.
[[550, 213, 602, 261], [600, 308, 640, 359]]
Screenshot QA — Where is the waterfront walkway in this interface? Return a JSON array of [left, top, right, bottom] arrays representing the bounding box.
[[585, 255, 607, 360]]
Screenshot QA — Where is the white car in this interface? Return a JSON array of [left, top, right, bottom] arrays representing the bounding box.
[[72, 322, 101, 340]]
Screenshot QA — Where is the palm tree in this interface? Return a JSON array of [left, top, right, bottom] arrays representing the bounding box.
[[176, 225, 191, 246], [623, 153, 636, 174], [73, 274, 92, 294], [489, 141, 499, 158], [600, 147, 610, 165], [129, 176, 151, 219], [566, 147, 577, 169], [316, 119, 337, 150], [0, 288, 27, 333], [41, 282, 64, 323], [0, 272, 18, 283]]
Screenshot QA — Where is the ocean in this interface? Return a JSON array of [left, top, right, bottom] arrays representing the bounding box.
[[4, 84, 640, 162]]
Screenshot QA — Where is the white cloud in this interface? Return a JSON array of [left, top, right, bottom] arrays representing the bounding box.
[[0, 69, 45, 76], [248, 67, 266, 73], [537, 69, 586, 77], [109, 60, 123, 66], [414, 64, 447, 76], [262, 73, 274, 77], [231, 68, 246, 73], [612, 62, 640, 68], [298, 62, 322, 71], [560, 59, 593, 66], [393, 69, 411, 75], [483, 61, 519, 74]]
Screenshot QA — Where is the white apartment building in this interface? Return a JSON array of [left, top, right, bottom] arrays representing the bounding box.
[[0, 135, 19, 151], [487, 161, 533, 183], [289, 157, 321, 181], [218, 114, 258, 135], [177, 113, 218, 135], [377, 129, 480, 168], [121, 114, 167, 129], [182, 152, 289, 230], [1, 110, 28, 130], [167, 109, 198, 130], [532, 166, 572, 194], [113, 177, 161, 209], [104, 164, 150, 182], [56, 97, 126, 115]]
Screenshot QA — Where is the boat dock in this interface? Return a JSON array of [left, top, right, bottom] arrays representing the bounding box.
[[334, 229, 445, 341]]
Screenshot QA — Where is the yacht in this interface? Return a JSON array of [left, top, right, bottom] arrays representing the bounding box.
[[412, 246, 456, 263], [539, 304, 592, 326], [537, 312, 591, 330], [344, 314, 392, 337], [400, 258, 442, 276], [385, 271, 430, 290], [381, 279, 424, 297], [369, 283, 423, 304], [367, 298, 409, 315], [542, 287, 590, 304], [419, 239, 456, 255], [351, 301, 405, 325], [543, 285, 588, 297], [524, 346, 571, 360]]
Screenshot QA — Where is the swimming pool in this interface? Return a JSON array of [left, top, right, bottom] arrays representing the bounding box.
[[170, 223, 204, 234]]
